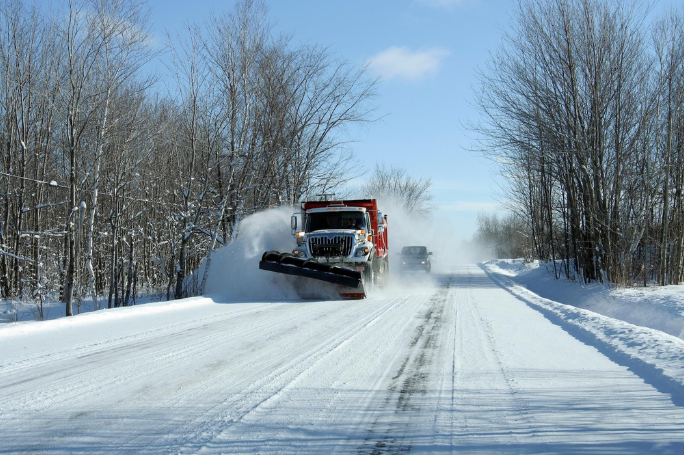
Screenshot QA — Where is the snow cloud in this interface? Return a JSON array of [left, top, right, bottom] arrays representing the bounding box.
[[367, 46, 450, 82]]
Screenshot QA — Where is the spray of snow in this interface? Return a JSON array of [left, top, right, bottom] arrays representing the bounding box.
[[198, 206, 361, 300], [200, 207, 302, 300]]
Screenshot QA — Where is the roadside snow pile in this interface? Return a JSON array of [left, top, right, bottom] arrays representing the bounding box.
[[482, 259, 684, 405], [483, 258, 540, 276], [487, 259, 684, 340]]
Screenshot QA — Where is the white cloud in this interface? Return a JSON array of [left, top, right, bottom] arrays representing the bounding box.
[[367, 46, 450, 82]]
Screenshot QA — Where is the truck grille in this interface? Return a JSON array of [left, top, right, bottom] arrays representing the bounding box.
[[309, 234, 354, 258]]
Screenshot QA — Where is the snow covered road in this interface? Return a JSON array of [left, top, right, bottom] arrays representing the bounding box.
[[2, 265, 684, 454]]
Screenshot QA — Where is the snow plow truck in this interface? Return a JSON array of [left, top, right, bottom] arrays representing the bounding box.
[[259, 199, 389, 299]]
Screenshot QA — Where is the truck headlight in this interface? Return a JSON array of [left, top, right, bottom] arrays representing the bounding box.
[[354, 247, 370, 257]]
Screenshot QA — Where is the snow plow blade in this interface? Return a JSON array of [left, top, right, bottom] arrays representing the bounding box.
[[259, 251, 366, 299]]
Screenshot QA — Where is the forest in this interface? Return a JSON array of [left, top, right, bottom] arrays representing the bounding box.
[[475, 0, 684, 286], [0, 0, 377, 316]]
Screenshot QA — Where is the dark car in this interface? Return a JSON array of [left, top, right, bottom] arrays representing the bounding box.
[[399, 246, 432, 273]]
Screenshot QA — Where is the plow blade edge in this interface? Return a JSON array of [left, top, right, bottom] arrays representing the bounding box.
[[259, 251, 365, 298]]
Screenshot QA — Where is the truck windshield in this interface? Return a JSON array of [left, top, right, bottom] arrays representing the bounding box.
[[307, 212, 367, 231]]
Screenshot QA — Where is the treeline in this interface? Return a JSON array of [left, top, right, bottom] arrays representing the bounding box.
[[0, 0, 376, 315], [475, 0, 684, 286]]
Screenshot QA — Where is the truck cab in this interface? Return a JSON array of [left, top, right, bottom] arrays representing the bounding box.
[[290, 200, 388, 285]]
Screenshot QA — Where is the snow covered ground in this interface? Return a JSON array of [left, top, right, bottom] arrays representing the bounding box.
[[2, 260, 684, 453]]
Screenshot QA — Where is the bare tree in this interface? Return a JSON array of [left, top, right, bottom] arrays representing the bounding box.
[[652, 7, 684, 285], [194, 0, 377, 296], [362, 163, 434, 217], [473, 0, 663, 285], [0, 0, 62, 304]]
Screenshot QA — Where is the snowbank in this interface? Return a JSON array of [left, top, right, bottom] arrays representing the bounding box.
[[488, 259, 684, 339], [482, 259, 684, 406]]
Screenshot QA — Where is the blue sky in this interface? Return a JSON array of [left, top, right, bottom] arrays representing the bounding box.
[[144, 0, 677, 242]]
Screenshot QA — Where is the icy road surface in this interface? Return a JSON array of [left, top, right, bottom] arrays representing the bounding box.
[[2, 265, 684, 454]]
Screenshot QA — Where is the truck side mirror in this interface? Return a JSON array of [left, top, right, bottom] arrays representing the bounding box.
[[291, 215, 297, 234], [377, 212, 386, 233]]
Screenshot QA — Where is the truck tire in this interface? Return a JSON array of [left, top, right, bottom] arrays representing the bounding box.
[[375, 257, 388, 287], [364, 256, 376, 290]]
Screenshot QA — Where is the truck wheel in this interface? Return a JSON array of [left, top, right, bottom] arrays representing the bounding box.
[[363, 257, 376, 290], [376, 257, 388, 287]]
